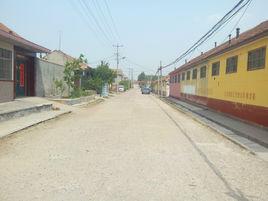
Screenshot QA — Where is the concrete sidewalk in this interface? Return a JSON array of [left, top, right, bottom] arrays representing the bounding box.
[[0, 97, 73, 139], [163, 97, 268, 161]]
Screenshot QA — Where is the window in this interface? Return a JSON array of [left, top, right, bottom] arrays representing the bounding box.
[[182, 72, 185, 81], [186, 71, 191, 80], [200, 66, 206, 78], [175, 74, 177, 83], [248, 47, 266, 70], [0, 48, 12, 80], [177, 74, 180, 83], [226, 56, 238, 74], [212, 61, 220, 76], [192, 69, 197, 79]]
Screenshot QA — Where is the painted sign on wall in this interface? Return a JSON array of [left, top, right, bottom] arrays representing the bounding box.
[[182, 85, 196, 95], [20, 64, 24, 87]]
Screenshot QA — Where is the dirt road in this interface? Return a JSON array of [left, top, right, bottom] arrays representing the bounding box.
[[0, 89, 267, 201]]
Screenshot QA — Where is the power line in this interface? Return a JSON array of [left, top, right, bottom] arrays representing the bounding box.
[[88, 55, 116, 65], [80, 0, 114, 45], [222, 0, 252, 43], [125, 58, 155, 73], [91, 0, 118, 42], [103, 0, 122, 43], [69, 0, 110, 47], [160, 0, 252, 70]]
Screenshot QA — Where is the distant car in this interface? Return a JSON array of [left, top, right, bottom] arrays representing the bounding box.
[[141, 87, 150, 94], [118, 85, 124, 92]]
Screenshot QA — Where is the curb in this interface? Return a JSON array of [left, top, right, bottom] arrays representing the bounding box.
[[160, 97, 258, 155], [73, 98, 105, 107], [0, 110, 71, 140]]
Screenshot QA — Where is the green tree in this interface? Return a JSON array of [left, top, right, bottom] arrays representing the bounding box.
[[138, 72, 146, 82], [63, 54, 87, 96], [84, 61, 116, 94], [119, 80, 131, 91]]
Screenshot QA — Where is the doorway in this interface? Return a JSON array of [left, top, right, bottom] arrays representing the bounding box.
[[15, 59, 26, 97]]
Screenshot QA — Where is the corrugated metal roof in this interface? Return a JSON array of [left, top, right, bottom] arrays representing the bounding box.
[[0, 22, 50, 53], [170, 20, 268, 75]]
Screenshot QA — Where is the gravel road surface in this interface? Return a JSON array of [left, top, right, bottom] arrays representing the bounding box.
[[0, 89, 267, 201]]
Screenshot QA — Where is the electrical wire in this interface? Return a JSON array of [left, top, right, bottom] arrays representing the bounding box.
[[69, 0, 110, 48], [91, 0, 118, 43], [103, 0, 122, 43], [222, 0, 252, 43], [80, 0, 114, 45], [160, 0, 252, 70]]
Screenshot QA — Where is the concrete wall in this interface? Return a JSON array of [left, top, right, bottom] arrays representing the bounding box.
[[35, 58, 68, 97], [0, 81, 13, 103], [45, 51, 73, 66], [0, 40, 14, 103]]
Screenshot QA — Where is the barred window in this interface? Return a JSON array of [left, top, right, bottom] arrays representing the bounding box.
[[192, 69, 197, 79], [200, 66, 206, 78], [212, 61, 220, 76], [248, 47, 266, 70], [226, 56, 238, 74], [0, 48, 12, 80], [186, 71, 191, 80], [182, 72, 185, 81]]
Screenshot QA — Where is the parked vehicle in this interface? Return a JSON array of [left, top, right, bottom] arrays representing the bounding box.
[[118, 85, 125, 92], [141, 87, 150, 94]]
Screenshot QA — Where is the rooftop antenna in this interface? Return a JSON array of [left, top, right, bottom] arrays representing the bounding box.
[[58, 30, 62, 50]]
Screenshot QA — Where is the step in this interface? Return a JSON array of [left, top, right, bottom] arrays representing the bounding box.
[[0, 103, 52, 122], [0, 109, 71, 139]]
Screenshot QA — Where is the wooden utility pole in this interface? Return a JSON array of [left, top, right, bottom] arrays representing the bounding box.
[[157, 68, 160, 96], [160, 61, 162, 97], [113, 44, 123, 92]]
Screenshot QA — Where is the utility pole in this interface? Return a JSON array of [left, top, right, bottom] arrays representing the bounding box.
[[58, 31, 62, 51], [113, 44, 123, 92], [131, 68, 133, 88], [128, 68, 133, 89], [160, 61, 162, 97], [157, 68, 160, 96]]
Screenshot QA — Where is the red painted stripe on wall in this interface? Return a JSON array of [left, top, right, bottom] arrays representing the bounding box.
[[177, 93, 268, 127]]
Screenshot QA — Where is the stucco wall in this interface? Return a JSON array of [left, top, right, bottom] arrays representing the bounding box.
[[35, 58, 68, 97], [45, 51, 73, 66], [0, 81, 13, 103]]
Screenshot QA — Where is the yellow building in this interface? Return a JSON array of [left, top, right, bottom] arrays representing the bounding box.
[[169, 20, 268, 127]]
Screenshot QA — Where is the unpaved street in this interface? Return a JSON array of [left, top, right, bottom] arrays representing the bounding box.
[[0, 89, 267, 201]]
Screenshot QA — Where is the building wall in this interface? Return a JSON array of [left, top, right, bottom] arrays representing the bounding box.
[[0, 40, 14, 103], [35, 58, 68, 97], [169, 37, 268, 127], [0, 81, 13, 103], [207, 37, 268, 107], [45, 51, 73, 66]]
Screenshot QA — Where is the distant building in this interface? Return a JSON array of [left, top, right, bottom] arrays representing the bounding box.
[[151, 75, 170, 97], [111, 68, 125, 91]]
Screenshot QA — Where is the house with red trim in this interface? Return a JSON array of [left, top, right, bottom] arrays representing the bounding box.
[[0, 23, 50, 103]]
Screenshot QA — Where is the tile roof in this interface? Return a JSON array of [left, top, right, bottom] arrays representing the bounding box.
[[0, 22, 50, 53], [170, 20, 268, 74]]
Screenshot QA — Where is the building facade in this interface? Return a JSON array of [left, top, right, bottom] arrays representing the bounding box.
[[169, 20, 268, 127], [0, 23, 50, 103]]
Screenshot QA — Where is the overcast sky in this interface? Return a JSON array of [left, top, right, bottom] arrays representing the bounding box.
[[1, 0, 267, 78]]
